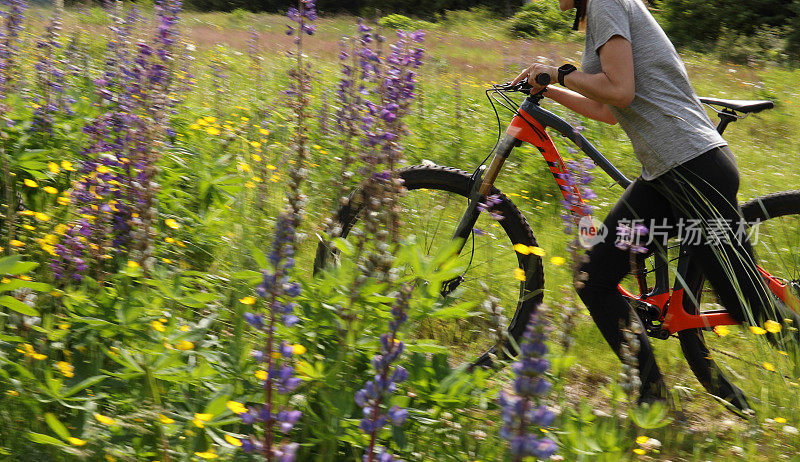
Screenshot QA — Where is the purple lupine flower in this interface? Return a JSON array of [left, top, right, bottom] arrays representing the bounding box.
[[560, 158, 596, 234], [499, 310, 558, 461], [356, 285, 412, 462], [238, 212, 303, 461], [31, 6, 73, 134], [478, 194, 504, 221], [0, 0, 27, 122], [53, 0, 183, 281], [615, 223, 649, 254]]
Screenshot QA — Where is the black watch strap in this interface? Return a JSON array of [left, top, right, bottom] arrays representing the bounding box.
[[558, 64, 577, 86]]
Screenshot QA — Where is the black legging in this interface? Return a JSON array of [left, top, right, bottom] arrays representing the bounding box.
[[575, 146, 793, 401]]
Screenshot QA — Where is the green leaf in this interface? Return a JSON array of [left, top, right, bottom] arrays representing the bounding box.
[[405, 341, 448, 354], [0, 295, 39, 316], [630, 401, 673, 429], [5, 261, 38, 275], [27, 433, 66, 447], [331, 237, 354, 257], [62, 375, 107, 398], [0, 279, 50, 292], [203, 387, 233, 416], [428, 301, 477, 319], [251, 246, 268, 269], [44, 413, 71, 440], [0, 256, 22, 274], [392, 425, 408, 450]]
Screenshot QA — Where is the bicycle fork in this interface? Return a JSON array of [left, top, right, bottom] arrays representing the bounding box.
[[439, 134, 520, 296], [451, 134, 520, 245]]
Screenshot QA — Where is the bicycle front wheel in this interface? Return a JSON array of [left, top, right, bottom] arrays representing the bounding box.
[[314, 164, 545, 365], [679, 190, 800, 415]]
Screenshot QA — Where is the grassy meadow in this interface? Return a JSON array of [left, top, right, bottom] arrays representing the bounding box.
[[1, 3, 800, 461]]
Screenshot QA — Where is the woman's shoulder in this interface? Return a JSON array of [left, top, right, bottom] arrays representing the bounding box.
[[588, 0, 633, 11]]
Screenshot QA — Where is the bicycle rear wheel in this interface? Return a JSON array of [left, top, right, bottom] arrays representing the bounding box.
[[679, 190, 800, 415], [314, 165, 545, 365]]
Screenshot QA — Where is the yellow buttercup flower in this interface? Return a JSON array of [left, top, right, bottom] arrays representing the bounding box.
[[763, 362, 776, 371], [194, 451, 218, 459], [259, 128, 269, 136], [750, 326, 767, 335], [23, 179, 38, 188], [158, 414, 175, 424], [48, 162, 60, 173], [251, 153, 262, 162], [175, 340, 195, 351], [193, 413, 213, 428], [635, 436, 649, 444], [266, 164, 277, 170], [94, 413, 116, 425], [127, 260, 140, 269], [224, 434, 243, 446], [35, 212, 50, 221], [713, 325, 730, 336], [775, 417, 788, 424], [226, 401, 247, 414], [238, 162, 251, 172], [151, 321, 166, 332], [764, 320, 781, 333], [56, 361, 75, 378], [250, 141, 261, 148], [255, 370, 268, 380], [239, 296, 256, 305], [550, 256, 566, 266], [43, 186, 58, 194], [165, 218, 180, 229], [513, 243, 530, 255], [513, 268, 526, 281], [96, 165, 109, 174], [292, 344, 307, 355], [206, 127, 220, 136], [61, 160, 75, 171], [68, 437, 87, 446], [633, 448, 646, 455], [529, 246, 546, 256], [57, 196, 70, 206], [10, 240, 24, 247]]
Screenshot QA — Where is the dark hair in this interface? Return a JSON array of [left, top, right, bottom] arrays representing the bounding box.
[[573, 0, 588, 31]]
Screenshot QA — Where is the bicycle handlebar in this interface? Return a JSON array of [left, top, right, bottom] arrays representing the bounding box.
[[498, 73, 551, 94]]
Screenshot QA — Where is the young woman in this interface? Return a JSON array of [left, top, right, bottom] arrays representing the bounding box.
[[511, 0, 793, 404]]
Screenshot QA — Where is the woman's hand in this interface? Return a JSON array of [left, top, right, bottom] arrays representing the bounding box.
[[511, 63, 558, 93]]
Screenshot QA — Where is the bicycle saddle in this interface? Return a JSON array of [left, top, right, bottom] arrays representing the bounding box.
[[699, 97, 774, 114]]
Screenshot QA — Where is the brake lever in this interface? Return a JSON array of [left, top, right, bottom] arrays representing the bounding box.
[[496, 80, 533, 93]]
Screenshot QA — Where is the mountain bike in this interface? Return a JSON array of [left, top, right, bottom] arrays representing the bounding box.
[[314, 74, 800, 414]]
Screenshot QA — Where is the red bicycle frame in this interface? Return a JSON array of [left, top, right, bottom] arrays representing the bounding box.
[[505, 103, 800, 335]]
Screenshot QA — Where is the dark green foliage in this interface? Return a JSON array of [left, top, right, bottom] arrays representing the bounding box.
[[659, 0, 798, 49], [787, 0, 800, 59], [509, 1, 574, 38], [657, 0, 723, 47], [165, 0, 525, 17]]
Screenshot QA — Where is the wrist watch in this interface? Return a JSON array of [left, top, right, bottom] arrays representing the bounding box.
[[558, 64, 577, 86]]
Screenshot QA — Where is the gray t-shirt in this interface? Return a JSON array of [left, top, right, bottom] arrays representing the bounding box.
[[581, 0, 727, 180]]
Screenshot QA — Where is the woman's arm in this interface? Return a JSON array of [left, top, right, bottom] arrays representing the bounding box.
[[511, 35, 635, 119], [543, 86, 618, 125]]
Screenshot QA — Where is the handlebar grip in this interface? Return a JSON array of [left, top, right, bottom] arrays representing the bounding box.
[[535, 73, 551, 86]]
